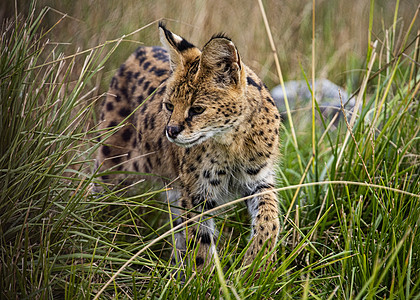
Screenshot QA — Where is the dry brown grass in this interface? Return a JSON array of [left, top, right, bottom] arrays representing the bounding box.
[[2, 0, 417, 91]]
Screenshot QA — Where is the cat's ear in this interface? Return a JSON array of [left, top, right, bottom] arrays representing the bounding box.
[[159, 22, 197, 71], [198, 34, 243, 87]]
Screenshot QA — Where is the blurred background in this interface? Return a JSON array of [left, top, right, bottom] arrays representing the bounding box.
[[1, 0, 418, 93]]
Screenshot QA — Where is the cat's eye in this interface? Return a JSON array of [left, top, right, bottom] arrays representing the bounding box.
[[189, 106, 205, 115], [164, 102, 174, 112]]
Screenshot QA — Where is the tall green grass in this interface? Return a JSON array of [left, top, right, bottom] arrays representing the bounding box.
[[0, 4, 116, 298], [1, 1, 420, 299]]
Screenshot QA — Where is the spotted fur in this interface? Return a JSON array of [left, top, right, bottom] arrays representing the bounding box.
[[96, 23, 281, 269]]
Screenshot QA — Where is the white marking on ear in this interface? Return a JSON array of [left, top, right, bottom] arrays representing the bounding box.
[[159, 27, 183, 71], [159, 27, 183, 48], [172, 32, 183, 43]]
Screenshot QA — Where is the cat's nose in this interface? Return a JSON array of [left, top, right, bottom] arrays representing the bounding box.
[[166, 125, 184, 139]]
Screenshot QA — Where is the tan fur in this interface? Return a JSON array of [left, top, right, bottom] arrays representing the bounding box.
[[96, 24, 281, 269]]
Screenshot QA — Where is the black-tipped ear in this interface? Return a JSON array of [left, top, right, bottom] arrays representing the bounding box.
[[198, 36, 242, 87], [158, 23, 196, 70]]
